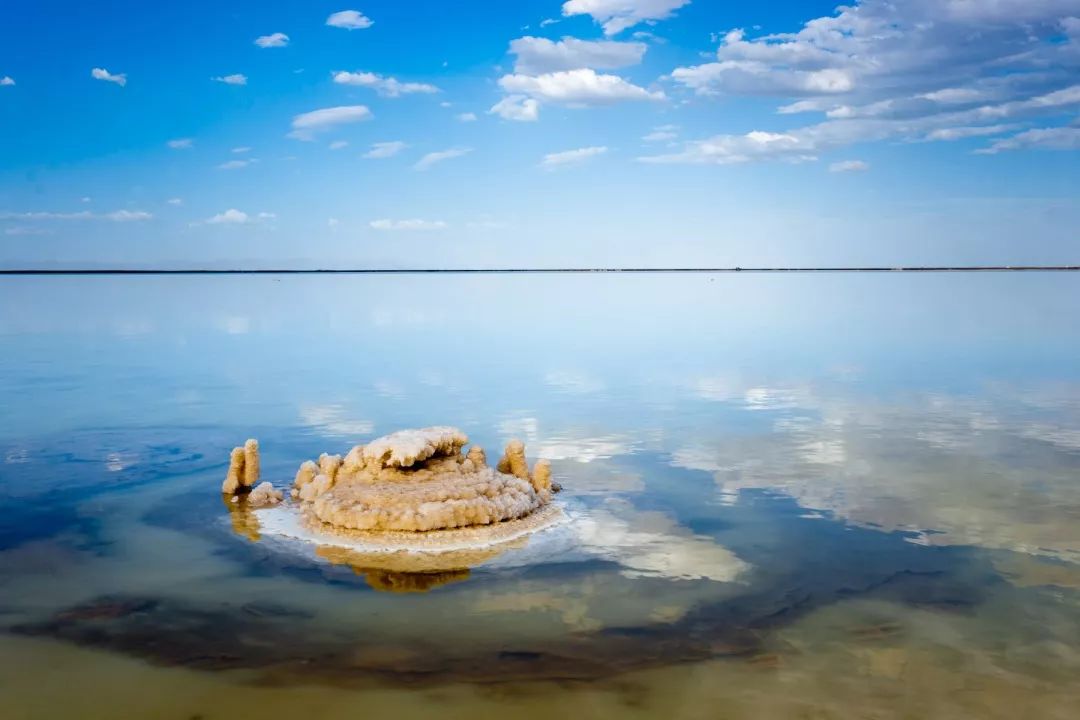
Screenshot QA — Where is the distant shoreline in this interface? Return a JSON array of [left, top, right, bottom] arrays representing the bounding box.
[[1, 266, 1079, 275]]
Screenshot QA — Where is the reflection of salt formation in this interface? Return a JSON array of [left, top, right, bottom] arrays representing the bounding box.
[[314, 543, 515, 593], [220, 439, 283, 508], [291, 427, 556, 532]]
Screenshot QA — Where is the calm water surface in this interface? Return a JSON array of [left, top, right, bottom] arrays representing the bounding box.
[[1, 273, 1079, 719]]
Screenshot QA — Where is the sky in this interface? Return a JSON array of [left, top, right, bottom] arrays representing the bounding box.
[[1, 0, 1079, 268]]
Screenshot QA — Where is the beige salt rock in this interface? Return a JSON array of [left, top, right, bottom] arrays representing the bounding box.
[[318, 453, 343, 482], [247, 481, 284, 508], [362, 426, 469, 468], [288, 427, 557, 533], [497, 439, 530, 480], [299, 473, 334, 502], [467, 445, 487, 467], [532, 459, 552, 493], [293, 460, 318, 489], [242, 439, 260, 488], [222, 446, 246, 494]]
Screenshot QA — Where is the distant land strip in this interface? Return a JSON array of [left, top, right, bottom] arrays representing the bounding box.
[[1, 266, 1079, 275]]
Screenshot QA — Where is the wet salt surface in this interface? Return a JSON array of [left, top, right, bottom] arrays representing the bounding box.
[[1, 273, 1080, 718]]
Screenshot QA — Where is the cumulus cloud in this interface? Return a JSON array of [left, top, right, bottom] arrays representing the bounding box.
[[829, 159, 869, 172], [541, 145, 609, 169], [217, 159, 255, 170], [413, 146, 472, 171], [254, 32, 289, 48], [213, 73, 247, 86], [492, 67, 664, 119], [288, 105, 372, 140], [166, 138, 193, 149], [231, 146, 252, 154], [500, 68, 664, 105], [1, 76, 14, 86], [562, 0, 691, 36], [0, 210, 152, 221], [363, 140, 408, 158], [640, 130, 819, 165], [651, 1, 1080, 163], [642, 124, 678, 141], [924, 124, 1016, 141], [978, 126, 1080, 153], [332, 71, 439, 97], [509, 36, 647, 74], [203, 208, 276, 225], [91, 67, 126, 86], [369, 218, 448, 230], [326, 10, 374, 30], [490, 94, 540, 121]]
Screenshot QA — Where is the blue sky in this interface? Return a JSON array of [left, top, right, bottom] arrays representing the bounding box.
[[1, 0, 1079, 268]]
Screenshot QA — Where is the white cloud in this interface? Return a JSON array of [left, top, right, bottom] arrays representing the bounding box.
[[541, 145, 609, 169], [489, 94, 540, 121], [498, 68, 665, 111], [1, 76, 14, 86], [413, 146, 472, 171], [205, 209, 250, 224], [166, 198, 183, 206], [829, 159, 869, 173], [217, 159, 254, 170], [363, 140, 408, 158], [369, 218, 448, 230], [288, 105, 372, 140], [166, 138, 193, 150], [91, 67, 126, 86], [456, 112, 478, 122], [978, 126, 1080, 154], [0, 210, 152, 221], [213, 73, 247, 86], [562, 0, 691, 36], [231, 146, 252, 154], [254, 32, 289, 48], [653, 2, 1080, 163], [642, 124, 678, 141], [332, 71, 439, 97], [640, 129, 819, 165], [5, 226, 49, 236], [328, 140, 349, 150], [326, 10, 374, 30], [509, 36, 647, 74], [924, 124, 1016, 141]]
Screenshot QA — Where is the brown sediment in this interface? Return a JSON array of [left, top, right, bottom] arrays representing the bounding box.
[[7, 562, 991, 689]]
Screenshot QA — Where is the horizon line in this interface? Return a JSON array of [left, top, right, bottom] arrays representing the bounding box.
[[2, 266, 1080, 276]]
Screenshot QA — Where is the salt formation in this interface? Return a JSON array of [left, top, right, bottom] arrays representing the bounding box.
[[290, 426, 557, 532], [221, 439, 283, 507]]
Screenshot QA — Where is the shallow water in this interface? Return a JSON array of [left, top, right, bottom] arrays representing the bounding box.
[[1, 273, 1079, 719]]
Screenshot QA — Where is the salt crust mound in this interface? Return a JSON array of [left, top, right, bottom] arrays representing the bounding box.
[[221, 439, 284, 508], [291, 426, 557, 532]]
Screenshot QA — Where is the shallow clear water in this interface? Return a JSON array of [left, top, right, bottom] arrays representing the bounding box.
[[2, 273, 1079, 719]]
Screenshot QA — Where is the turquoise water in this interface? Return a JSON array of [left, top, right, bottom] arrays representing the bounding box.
[[1, 273, 1079, 718]]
